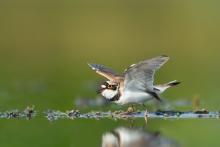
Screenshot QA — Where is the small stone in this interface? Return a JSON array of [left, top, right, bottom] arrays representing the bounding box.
[[109, 114, 114, 119], [127, 107, 134, 112], [164, 113, 168, 117], [95, 111, 101, 115], [176, 112, 180, 117], [114, 111, 120, 114]]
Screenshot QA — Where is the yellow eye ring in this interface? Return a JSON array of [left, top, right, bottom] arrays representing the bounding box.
[[107, 85, 112, 89]]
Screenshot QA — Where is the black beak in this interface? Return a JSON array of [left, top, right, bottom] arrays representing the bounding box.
[[97, 89, 103, 94]]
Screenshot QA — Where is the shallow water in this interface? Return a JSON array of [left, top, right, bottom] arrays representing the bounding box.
[[1, 1, 220, 146], [0, 108, 219, 147]]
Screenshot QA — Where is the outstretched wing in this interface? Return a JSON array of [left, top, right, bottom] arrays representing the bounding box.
[[123, 55, 169, 92], [87, 63, 124, 82]]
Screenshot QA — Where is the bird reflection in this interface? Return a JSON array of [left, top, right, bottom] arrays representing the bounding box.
[[101, 122, 180, 147]]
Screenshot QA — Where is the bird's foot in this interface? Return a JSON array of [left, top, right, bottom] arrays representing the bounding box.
[[123, 106, 141, 115]]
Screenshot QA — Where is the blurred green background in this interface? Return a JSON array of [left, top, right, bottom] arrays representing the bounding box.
[[0, 0, 220, 147]]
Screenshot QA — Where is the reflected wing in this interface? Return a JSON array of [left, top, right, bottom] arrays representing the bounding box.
[[87, 63, 124, 82], [124, 55, 169, 91]]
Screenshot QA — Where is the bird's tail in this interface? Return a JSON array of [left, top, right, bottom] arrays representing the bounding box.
[[154, 80, 180, 94], [166, 80, 180, 86]]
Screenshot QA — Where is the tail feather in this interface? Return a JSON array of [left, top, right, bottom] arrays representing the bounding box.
[[153, 80, 180, 94], [167, 80, 180, 86]]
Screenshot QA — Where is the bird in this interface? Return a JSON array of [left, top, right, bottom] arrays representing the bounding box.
[[87, 55, 180, 113], [102, 126, 180, 147]]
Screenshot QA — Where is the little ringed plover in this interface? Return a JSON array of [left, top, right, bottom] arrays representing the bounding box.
[[87, 55, 180, 112]]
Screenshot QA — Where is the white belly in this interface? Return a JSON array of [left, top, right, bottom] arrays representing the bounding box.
[[114, 90, 153, 105]]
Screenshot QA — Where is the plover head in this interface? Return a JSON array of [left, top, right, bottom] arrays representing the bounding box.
[[97, 81, 119, 101]]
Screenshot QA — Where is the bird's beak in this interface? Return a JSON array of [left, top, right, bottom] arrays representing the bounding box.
[[97, 88, 104, 94]]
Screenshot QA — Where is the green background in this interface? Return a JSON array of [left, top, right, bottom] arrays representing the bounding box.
[[0, 1, 220, 147]]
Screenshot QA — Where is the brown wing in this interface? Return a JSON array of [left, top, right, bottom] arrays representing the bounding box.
[[87, 63, 124, 82]]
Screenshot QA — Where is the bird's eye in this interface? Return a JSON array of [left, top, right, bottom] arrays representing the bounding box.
[[107, 85, 112, 89]]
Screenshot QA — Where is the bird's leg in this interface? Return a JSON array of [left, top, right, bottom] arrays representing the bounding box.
[[131, 105, 135, 112], [144, 115, 148, 124], [130, 119, 135, 128], [141, 103, 149, 124], [142, 103, 148, 115]]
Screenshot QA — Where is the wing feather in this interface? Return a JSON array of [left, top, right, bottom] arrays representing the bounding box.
[[87, 63, 124, 82], [124, 55, 169, 91]]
